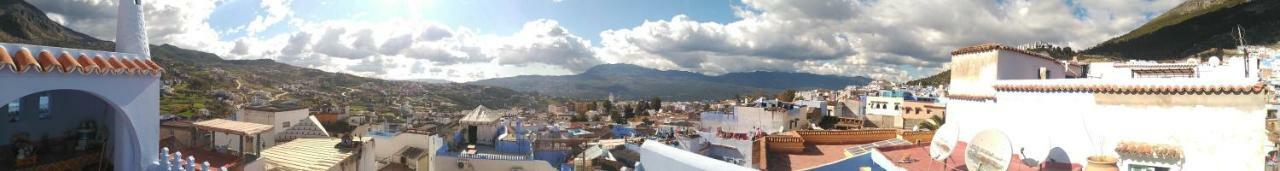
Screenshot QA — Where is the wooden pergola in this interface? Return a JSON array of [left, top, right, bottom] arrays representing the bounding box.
[[193, 119, 273, 163]]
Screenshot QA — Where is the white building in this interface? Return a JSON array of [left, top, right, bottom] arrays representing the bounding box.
[[231, 104, 310, 148], [864, 95, 904, 128], [939, 43, 1268, 170], [0, 0, 171, 170]]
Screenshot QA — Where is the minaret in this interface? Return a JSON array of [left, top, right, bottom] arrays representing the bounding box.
[[116, 0, 150, 58]]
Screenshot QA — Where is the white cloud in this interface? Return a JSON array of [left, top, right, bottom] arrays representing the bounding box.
[[597, 0, 1180, 81], [492, 19, 600, 71], [241, 0, 292, 36], [29, 0, 232, 55], [28, 0, 1182, 82]]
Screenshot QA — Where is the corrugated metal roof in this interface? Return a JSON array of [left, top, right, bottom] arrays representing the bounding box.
[[193, 119, 273, 136], [260, 138, 362, 171]]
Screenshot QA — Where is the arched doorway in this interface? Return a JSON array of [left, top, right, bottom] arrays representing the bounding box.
[[0, 89, 134, 170]]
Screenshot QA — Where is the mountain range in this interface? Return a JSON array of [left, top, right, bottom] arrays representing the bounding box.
[[1085, 0, 1280, 60], [0, 0, 545, 116], [470, 64, 871, 100]]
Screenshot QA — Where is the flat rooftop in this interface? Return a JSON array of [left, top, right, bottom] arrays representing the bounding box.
[[766, 144, 862, 171]]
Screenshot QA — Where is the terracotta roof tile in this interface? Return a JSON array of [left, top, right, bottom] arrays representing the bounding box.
[[0, 47, 13, 72], [92, 55, 114, 74], [56, 52, 81, 73], [1115, 141, 1181, 158], [993, 81, 1267, 94], [0, 45, 162, 76], [105, 57, 127, 74], [36, 51, 61, 72], [13, 48, 39, 72], [945, 93, 997, 101], [76, 54, 98, 74], [951, 43, 1061, 64]]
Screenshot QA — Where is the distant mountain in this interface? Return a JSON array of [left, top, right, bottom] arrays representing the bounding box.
[[1085, 0, 1280, 60], [906, 70, 950, 87], [470, 64, 871, 100], [0, 0, 545, 116], [403, 78, 454, 84]]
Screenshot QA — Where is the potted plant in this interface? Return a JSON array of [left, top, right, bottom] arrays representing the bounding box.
[[1086, 155, 1119, 171]]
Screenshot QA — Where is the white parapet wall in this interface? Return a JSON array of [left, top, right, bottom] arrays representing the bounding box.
[[946, 78, 1268, 170]]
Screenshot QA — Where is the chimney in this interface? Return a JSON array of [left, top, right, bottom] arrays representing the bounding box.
[[116, 0, 150, 58]]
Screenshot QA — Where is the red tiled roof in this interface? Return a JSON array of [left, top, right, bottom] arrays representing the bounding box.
[[1115, 141, 1182, 159], [945, 93, 997, 101], [0, 46, 162, 76], [993, 82, 1268, 94], [950, 43, 1061, 64]]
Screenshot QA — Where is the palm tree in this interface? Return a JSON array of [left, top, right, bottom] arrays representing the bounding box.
[[917, 115, 945, 131]]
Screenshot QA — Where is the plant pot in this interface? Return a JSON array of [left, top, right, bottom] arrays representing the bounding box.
[[1086, 155, 1119, 171]]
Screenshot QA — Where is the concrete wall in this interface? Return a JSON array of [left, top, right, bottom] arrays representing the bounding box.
[[949, 51, 1001, 96], [372, 132, 433, 166], [701, 107, 796, 133], [238, 108, 308, 147], [432, 155, 558, 171], [995, 51, 1066, 80]]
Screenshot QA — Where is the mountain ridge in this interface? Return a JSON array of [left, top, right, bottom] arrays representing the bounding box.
[[470, 63, 872, 100], [0, 0, 545, 116], [1086, 0, 1280, 60]]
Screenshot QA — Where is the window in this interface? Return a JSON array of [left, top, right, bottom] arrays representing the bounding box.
[[7, 100, 19, 122], [1128, 164, 1170, 171], [1038, 67, 1050, 79], [37, 94, 49, 120], [283, 121, 292, 128], [135, 0, 142, 5]]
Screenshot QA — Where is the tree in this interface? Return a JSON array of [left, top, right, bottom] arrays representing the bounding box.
[[650, 97, 662, 111], [917, 115, 946, 131], [637, 101, 650, 112], [777, 89, 798, 102], [602, 100, 615, 114], [611, 110, 625, 125], [623, 105, 635, 118]]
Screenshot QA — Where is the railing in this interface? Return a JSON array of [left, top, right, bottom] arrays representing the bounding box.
[[157, 147, 228, 171], [457, 152, 530, 160]]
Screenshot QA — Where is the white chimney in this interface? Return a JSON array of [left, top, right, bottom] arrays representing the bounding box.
[[116, 0, 150, 58]]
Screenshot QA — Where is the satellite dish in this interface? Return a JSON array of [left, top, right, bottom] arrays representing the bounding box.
[[929, 123, 958, 161], [965, 129, 1012, 171]]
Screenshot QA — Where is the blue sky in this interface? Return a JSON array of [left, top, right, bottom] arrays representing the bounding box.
[[32, 0, 1183, 82]]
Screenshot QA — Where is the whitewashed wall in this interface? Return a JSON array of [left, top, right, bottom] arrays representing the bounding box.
[[946, 84, 1266, 170], [0, 70, 160, 171]]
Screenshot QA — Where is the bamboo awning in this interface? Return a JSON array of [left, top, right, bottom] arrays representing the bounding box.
[[194, 119, 274, 136]]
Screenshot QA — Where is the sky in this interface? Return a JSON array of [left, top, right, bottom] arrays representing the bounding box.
[[30, 0, 1182, 82]]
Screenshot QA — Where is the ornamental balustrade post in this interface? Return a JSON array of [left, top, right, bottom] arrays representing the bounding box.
[[187, 156, 198, 170], [161, 148, 172, 170], [174, 151, 185, 171]]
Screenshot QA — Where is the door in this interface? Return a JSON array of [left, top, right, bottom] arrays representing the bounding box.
[[467, 125, 478, 145]]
